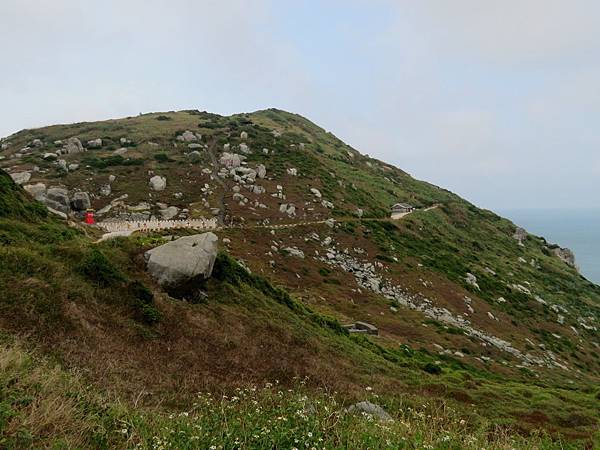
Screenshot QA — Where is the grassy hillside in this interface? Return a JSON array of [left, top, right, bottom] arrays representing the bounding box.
[[1, 110, 599, 447]]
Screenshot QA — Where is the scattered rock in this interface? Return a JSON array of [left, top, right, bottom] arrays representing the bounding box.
[[114, 147, 128, 156], [68, 163, 79, 171], [9, 172, 31, 185], [347, 401, 392, 422], [100, 184, 111, 196], [71, 192, 91, 211], [220, 152, 242, 168], [283, 247, 304, 259], [286, 168, 297, 176], [513, 227, 527, 246], [149, 175, 167, 191], [177, 130, 199, 142], [310, 188, 322, 199], [87, 138, 103, 148], [43, 152, 58, 160], [108, 175, 116, 183], [465, 273, 480, 290], [552, 247, 577, 268], [159, 206, 179, 220], [31, 139, 43, 148], [257, 164, 266, 179], [23, 182, 46, 199], [240, 131, 248, 140]]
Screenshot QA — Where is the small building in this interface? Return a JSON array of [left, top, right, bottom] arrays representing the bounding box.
[[390, 202, 414, 219]]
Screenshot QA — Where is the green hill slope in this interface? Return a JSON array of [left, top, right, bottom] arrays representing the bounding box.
[[0, 110, 599, 447]]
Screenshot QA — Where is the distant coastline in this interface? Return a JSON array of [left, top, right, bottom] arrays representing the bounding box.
[[500, 209, 600, 285]]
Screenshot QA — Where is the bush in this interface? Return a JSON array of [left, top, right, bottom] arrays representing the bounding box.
[[153, 153, 172, 163], [77, 248, 126, 287], [423, 363, 442, 375], [82, 155, 144, 169], [156, 115, 172, 121]]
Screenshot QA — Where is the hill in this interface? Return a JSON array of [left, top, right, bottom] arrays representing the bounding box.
[[0, 109, 599, 447]]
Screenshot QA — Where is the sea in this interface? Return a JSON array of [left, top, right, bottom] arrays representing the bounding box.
[[499, 209, 600, 286]]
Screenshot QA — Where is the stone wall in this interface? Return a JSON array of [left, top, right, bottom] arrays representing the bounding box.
[[98, 217, 218, 233]]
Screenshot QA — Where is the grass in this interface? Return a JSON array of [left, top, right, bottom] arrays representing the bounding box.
[[0, 342, 584, 449]]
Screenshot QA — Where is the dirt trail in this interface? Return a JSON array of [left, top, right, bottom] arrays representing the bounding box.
[[206, 139, 227, 227], [96, 205, 440, 241]]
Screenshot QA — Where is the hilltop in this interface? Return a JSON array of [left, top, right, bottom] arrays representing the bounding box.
[[0, 109, 599, 447]]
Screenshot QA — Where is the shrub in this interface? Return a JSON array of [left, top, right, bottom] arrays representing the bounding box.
[[153, 153, 172, 163], [156, 115, 172, 121], [82, 155, 144, 169], [423, 363, 442, 375], [77, 248, 126, 287]]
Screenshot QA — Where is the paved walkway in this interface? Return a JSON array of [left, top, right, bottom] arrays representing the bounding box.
[[96, 205, 440, 242]]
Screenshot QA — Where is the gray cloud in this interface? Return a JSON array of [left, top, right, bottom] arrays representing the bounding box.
[[1, 0, 599, 209]]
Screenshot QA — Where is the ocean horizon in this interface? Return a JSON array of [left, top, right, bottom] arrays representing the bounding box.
[[500, 208, 600, 286]]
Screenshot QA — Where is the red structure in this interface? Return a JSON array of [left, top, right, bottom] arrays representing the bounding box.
[[84, 209, 95, 225]]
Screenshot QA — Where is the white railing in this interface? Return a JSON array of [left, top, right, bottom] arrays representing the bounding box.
[[97, 217, 218, 233]]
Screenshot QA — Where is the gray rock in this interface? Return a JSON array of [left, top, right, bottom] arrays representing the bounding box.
[[23, 182, 46, 199], [286, 167, 297, 176], [513, 227, 527, 246], [177, 130, 198, 142], [62, 137, 84, 154], [188, 143, 202, 149], [283, 247, 304, 259], [87, 138, 102, 148], [257, 164, 266, 179], [43, 152, 58, 160], [188, 150, 202, 162], [108, 175, 116, 183], [355, 208, 364, 218], [240, 131, 248, 140], [45, 187, 70, 213], [114, 147, 129, 156], [347, 401, 392, 422], [31, 139, 43, 148], [310, 188, 322, 199], [149, 175, 167, 191], [71, 192, 91, 211], [100, 184, 112, 196], [552, 247, 577, 268], [465, 273, 480, 290], [220, 152, 242, 168], [9, 172, 31, 185], [239, 143, 250, 154], [144, 233, 218, 287], [68, 163, 79, 171], [57, 159, 68, 171], [159, 206, 179, 220]]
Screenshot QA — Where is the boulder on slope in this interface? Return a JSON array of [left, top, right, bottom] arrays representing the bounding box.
[[144, 233, 218, 290]]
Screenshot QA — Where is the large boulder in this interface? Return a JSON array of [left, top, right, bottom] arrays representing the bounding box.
[[144, 233, 218, 289], [71, 192, 91, 211], [44, 187, 71, 214], [62, 137, 84, 154], [149, 175, 166, 191]]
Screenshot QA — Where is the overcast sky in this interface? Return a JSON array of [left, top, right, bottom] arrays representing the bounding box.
[[2, 0, 599, 210]]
